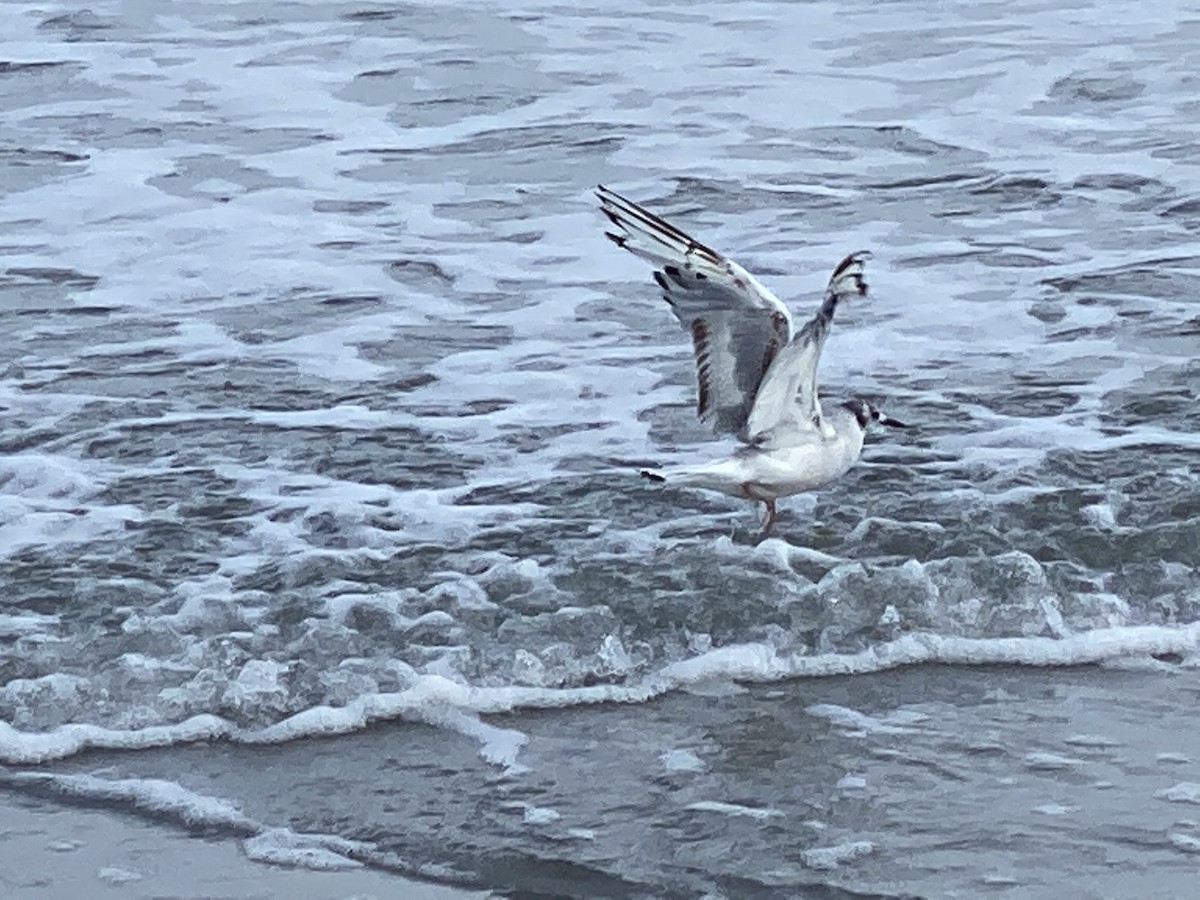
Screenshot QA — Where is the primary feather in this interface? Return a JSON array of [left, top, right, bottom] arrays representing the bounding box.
[[598, 185, 795, 435], [597, 185, 867, 443]]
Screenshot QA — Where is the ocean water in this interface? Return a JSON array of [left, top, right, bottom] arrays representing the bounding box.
[[1, 0, 1198, 896]]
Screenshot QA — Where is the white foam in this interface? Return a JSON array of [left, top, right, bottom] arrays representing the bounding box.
[[3, 771, 372, 872], [521, 805, 562, 825], [5, 772, 257, 831], [806, 704, 924, 736], [980, 874, 1022, 887], [3, 624, 1200, 766], [1033, 803, 1077, 816], [661, 748, 706, 773], [0, 612, 60, 637], [1063, 734, 1121, 749], [1, 674, 89, 727], [1081, 502, 1118, 528], [1169, 832, 1200, 854], [0, 454, 96, 499], [1157, 753, 1191, 765], [221, 660, 291, 717], [1024, 752, 1084, 771], [427, 707, 528, 771], [0, 453, 142, 558], [242, 828, 366, 870], [0, 715, 233, 765], [97, 866, 144, 885], [800, 840, 875, 870], [836, 774, 869, 791], [1157, 783, 1200, 805], [685, 801, 783, 820]]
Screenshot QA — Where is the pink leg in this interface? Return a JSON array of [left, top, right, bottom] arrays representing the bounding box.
[[761, 499, 777, 536], [742, 483, 778, 536]]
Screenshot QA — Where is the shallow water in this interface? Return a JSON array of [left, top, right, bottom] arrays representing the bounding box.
[[1, 0, 1198, 896], [29, 664, 1200, 898]]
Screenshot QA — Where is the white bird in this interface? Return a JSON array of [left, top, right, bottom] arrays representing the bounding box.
[[598, 185, 906, 535]]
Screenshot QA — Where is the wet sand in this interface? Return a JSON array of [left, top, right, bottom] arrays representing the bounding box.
[[17, 664, 1200, 897], [0, 792, 489, 900]]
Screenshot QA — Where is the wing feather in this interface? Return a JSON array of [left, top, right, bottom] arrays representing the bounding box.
[[597, 185, 793, 435], [744, 251, 870, 443]]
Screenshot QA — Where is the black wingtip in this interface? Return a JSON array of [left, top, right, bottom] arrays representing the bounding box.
[[837, 249, 872, 268], [640, 469, 666, 483], [601, 208, 624, 229], [831, 250, 871, 282]]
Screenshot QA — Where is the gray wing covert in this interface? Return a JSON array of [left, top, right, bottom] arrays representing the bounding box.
[[597, 186, 794, 435]]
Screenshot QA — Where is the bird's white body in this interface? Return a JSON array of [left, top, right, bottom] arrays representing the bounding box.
[[654, 408, 867, 501], [596, 185, 904, 533]]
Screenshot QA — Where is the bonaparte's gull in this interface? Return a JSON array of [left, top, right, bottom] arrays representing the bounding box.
[[598, 185, 906, 534]]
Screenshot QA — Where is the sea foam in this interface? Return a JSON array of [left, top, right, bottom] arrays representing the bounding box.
[[0, 770, 372, 872], [2, 624, 1199, 767]]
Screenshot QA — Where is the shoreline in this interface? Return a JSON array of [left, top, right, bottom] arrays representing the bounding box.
[[0, 790, 489, 900]]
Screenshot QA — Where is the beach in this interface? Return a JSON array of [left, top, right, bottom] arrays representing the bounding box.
[[0, 792, 488, 900]]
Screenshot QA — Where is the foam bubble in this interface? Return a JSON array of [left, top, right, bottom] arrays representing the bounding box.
[[800, 840, 875, 870], [836, 774, 869, 792], [97, 867, 143, 885], [685, 801, 783, 820], [1063, 733, 1121, 749], [1033, 804, 1077, 816], [1157, 783, 1200, 805], [661, 748, 706, 773], [1157, 752, 1191, 765], [806, 704, 924, 736], [243, 828, 366, 870], [1024, 752, 1084, 771], [1170, 832, 1200, 854], [521, 805, 562, 825]]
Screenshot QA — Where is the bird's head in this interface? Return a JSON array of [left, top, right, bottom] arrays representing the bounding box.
[[841, 399, 908, 431]]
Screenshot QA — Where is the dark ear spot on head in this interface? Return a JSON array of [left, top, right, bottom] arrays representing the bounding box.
[[840, 399, 871, 428]]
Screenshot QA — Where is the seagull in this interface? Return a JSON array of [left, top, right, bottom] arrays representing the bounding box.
[[597, 185, 906, 535]]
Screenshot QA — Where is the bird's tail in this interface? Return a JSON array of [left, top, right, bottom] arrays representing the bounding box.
[[637, 460, 746, 497]]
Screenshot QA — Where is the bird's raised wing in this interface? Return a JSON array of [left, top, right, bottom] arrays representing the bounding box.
[[597, 185, 793, 436], [744, 251, 870, 444]]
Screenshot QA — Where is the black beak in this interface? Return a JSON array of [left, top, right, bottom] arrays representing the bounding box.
[[879, 415, 908, 428]]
